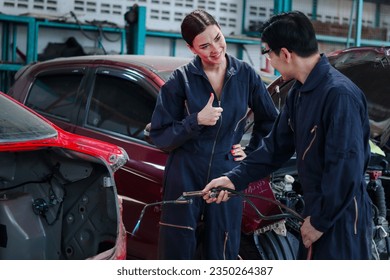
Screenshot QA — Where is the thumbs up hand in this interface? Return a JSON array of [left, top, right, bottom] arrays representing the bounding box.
[[197, 93, 223, 126]]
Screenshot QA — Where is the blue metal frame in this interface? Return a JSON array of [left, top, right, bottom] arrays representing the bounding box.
[[145, 30, 261, 59], [133, 5, 147, 55], [0, 14, 36, 92], [355, 0, 363, 47], [274, 0, 292, 14], [0, 14, 36, 67]]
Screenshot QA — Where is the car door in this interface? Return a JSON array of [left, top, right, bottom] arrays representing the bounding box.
[[73, 65, 168, 259]]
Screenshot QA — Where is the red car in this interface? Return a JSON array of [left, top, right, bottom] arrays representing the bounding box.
[[0, 92, 128, 260], [8, 48, 390, 259]]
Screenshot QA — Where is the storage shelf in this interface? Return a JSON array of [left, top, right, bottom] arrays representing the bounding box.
[[0, 13, 126, 92]]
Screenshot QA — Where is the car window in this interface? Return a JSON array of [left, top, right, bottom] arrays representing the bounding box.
[[26, 73, 83, 122], [0, 94, 57, 143], [87, 73, 155, 141]]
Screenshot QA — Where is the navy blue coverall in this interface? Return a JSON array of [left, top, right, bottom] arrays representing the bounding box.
[[227, 54, 373, 259], [150, 54, 278, 259]]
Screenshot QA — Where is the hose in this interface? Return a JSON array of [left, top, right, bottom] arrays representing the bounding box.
[[130, 199, 192, 236], [130, 187, 313, 259]]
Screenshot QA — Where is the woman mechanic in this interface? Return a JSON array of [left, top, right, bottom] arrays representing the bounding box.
[[149, 9, 278, 259]]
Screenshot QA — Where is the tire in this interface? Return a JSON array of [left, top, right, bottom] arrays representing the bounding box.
[[239, 231, 299, 260]]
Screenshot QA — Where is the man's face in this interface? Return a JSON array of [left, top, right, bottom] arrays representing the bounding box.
[[263, 44, 293, 81]]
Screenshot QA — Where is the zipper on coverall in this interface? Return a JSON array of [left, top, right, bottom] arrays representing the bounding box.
[[204, 75, 233, 258], [206, 99, 223, 182]]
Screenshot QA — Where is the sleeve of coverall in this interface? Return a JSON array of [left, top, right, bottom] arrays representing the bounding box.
[[310, 91, 368, 233], [149, 70, 201, 152], [227, 104, 296, 191], [245, 67, 279, 154]]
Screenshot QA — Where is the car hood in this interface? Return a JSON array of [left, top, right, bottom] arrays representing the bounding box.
[[268, 47, 390, 123], [327, 46, 390, 123]]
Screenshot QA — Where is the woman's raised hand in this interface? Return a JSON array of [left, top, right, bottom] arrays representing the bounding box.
[[197, 93, 223, 126]]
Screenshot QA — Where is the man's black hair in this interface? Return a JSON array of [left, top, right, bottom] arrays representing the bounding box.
[[260, 11, 318, 57]]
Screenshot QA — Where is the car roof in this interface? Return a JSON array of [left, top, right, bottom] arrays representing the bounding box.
[[15, 54, 192, 83], [37, 54, 192, 72]]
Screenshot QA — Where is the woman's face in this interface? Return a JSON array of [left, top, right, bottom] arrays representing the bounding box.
[[189, 25, 226, 66]]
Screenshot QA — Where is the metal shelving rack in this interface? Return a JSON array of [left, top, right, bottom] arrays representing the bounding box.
[[0, 14, 36, 69], [0, 14, 36, 92], [0, 13, 126, 92]]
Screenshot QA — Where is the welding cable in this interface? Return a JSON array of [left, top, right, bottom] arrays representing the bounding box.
[[130, 199, 192, 236], [130, 188, 313, 259], [208, 187, 304, 222]]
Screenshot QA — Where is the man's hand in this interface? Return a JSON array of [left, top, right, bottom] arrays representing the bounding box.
[[202, 176, 235, 204], [197, 93, 223, 126], [300, 216, 323, 248]]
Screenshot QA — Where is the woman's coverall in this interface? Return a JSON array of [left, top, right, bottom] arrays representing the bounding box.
[[150, 54, 278, 259]]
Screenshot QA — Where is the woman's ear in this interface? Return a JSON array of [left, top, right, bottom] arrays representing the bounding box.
[[187, 44, 196, 54]]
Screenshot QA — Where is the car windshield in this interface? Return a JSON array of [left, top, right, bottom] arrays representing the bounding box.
[[0, 94, 57, 143]]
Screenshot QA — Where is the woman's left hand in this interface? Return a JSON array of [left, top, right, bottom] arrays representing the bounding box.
[[231, 144, 246, 161]]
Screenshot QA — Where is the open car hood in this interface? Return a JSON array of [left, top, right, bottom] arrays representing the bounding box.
[[327, 47, 390, 123], [266, 47, 390, 151], [268, 47, 390, 122]]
